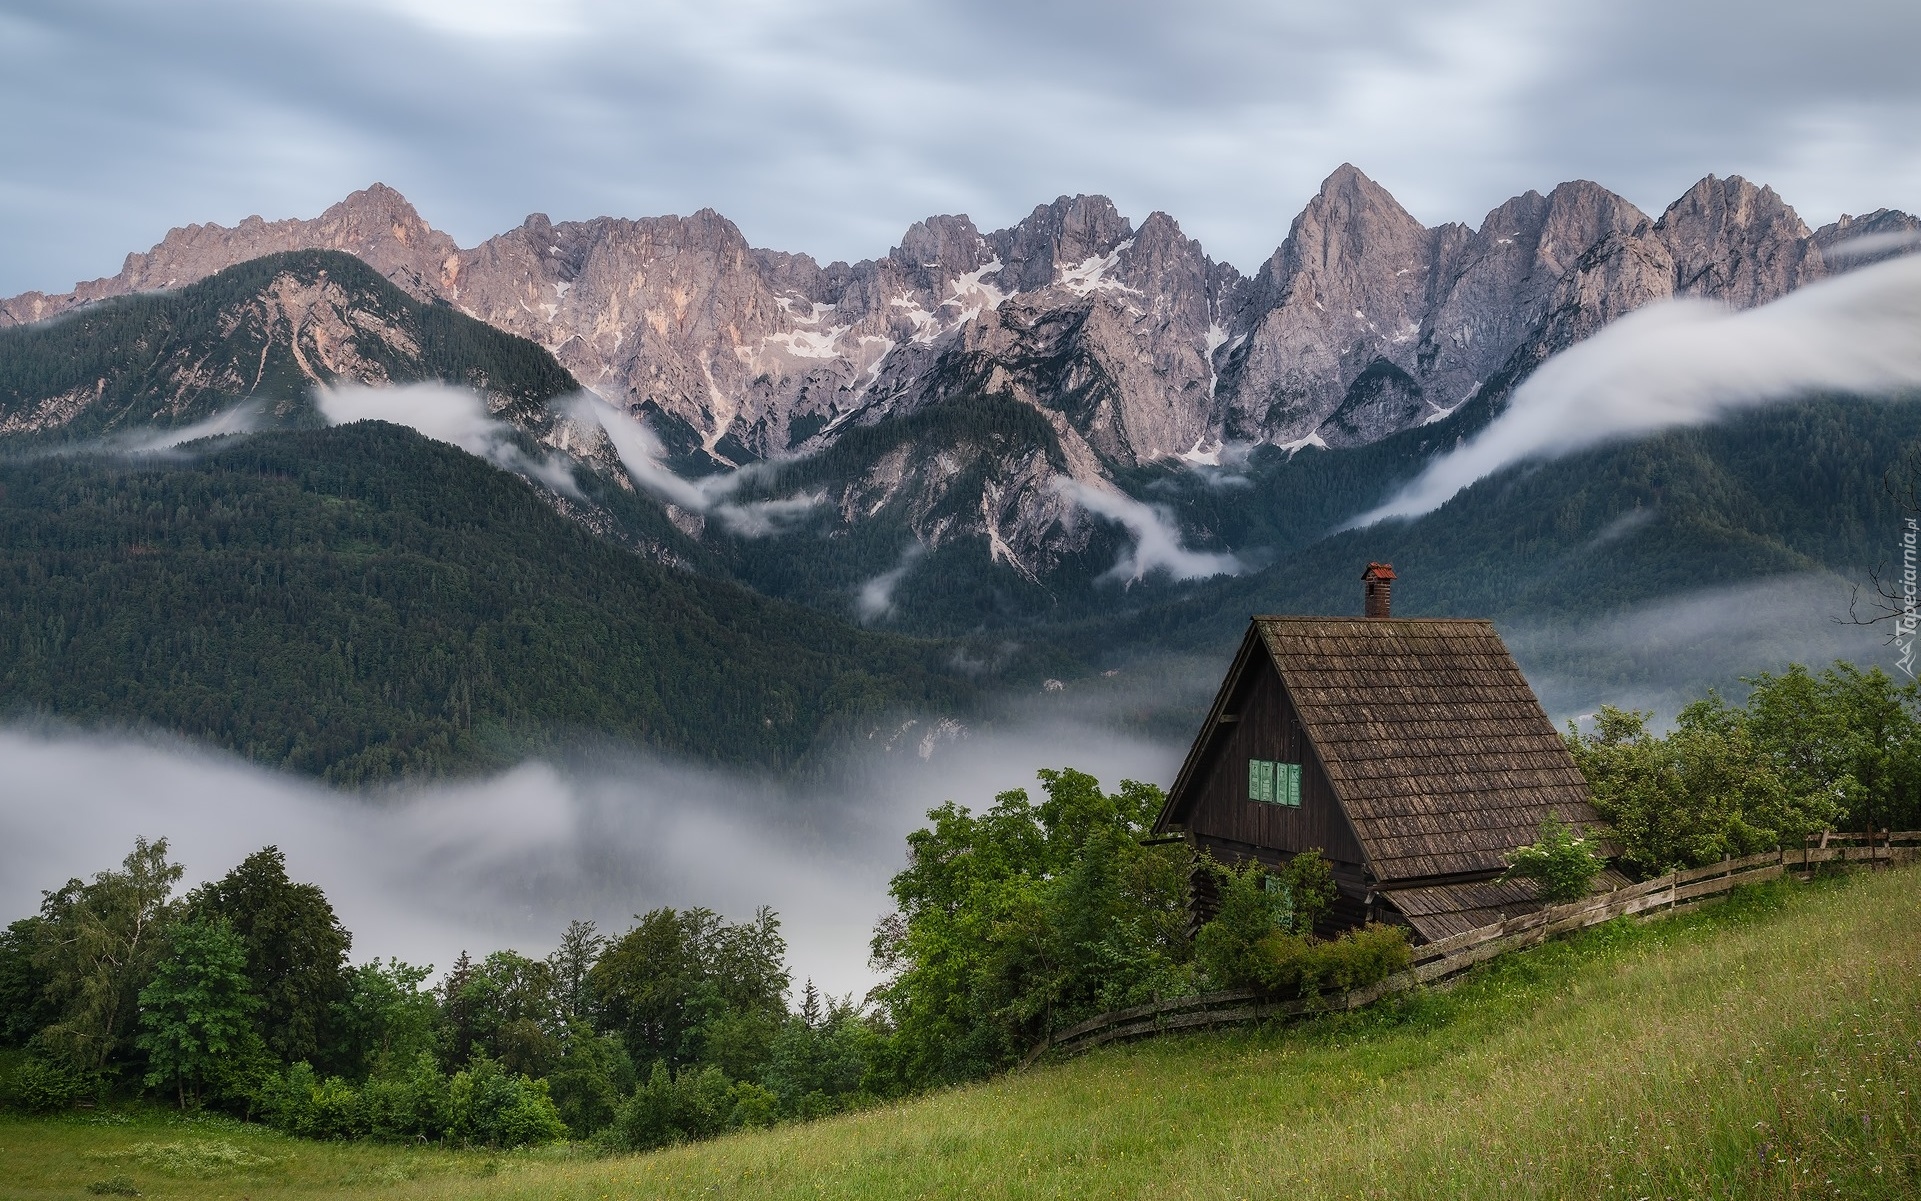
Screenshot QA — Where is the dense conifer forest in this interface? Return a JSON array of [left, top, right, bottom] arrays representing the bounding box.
[[0, 423, 982, 781]]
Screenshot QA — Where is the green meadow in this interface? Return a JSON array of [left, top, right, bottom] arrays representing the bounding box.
[[4, 866, 1916, 1201]]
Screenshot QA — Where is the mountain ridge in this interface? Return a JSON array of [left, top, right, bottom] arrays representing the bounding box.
[[3, 171, 1917, 585]]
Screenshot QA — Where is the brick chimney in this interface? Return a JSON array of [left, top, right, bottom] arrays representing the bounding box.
[[1362, 562, 1396, 618]]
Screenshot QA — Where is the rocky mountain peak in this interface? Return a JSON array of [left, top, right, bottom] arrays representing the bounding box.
[[1809, 208, 1921, 271], [990, 195, 1134, 293], [889, 214, 992, 293], [1655, 174, 1814, 306], [1272, 164, 1428, 287], [1214, 166, 1434, 444]]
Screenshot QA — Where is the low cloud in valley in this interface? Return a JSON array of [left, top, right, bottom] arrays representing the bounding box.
[[318, 382, 582, 495], [0, 700, 1183, 1000], [1053, 477, 1242, 583], [1357, 253, 1921, 524]]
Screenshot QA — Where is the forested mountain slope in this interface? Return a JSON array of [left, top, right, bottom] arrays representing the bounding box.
[[0, 423, 986, 782]]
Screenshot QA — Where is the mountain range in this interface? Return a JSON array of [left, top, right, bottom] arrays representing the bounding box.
[[0, 169, 1915, 779], [7, 168, 1915, 584]]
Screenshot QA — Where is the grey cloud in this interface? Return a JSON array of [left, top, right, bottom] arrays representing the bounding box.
[[1052, 477, 1242, 583], [319, 382, 583, 496], [5, 0, 1918, 300], [576, 395, 822, 536], [856, 543, 924, 624]]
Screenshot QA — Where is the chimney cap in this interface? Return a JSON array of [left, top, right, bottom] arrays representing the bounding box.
[[1362, 562, 1397, 581]]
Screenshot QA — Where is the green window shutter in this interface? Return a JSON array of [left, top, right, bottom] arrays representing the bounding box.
[[1281, 762, 1302, 807], [1248, 758, 1276, 803]]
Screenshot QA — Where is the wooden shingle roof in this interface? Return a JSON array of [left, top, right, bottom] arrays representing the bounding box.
[[1161, 616, 1599, 886], [1256, 616, 1595, 882]]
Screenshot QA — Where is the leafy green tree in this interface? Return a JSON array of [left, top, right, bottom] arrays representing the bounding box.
[[333, 959, 439, 1078], [1501, 817, 1604, 903], [544, 1021, 636, 1137], [135, 916, 262, 1108], [588, 906, 788, 1074], [436, 950, 560, 1075], [1570, 699, 1829, 874], [761, 984, 879, 1118], [33, 837, 182, 1078], [0, 917, 55, 1047], [1744, 663, 1921, 834], [871, 768, 1188, 1088], [188, 847, 351, 1067]]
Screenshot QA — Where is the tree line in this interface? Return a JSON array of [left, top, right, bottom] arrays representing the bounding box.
[[0, 768, 1410, 1148], [1, 658, 1910, 1150]]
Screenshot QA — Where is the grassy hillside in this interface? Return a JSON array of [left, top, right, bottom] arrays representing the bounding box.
[[4, 867, 1915, 1199], [0, 422, 989, 782]]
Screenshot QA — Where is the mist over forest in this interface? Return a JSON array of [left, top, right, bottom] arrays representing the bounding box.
[[0, 560, 1892, 1000]]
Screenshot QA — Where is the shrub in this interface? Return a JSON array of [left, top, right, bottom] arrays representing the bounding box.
[[1503, 817, 1605, 903], [257, 1061, 366, 1140], [609, 1062, 775, 1151], [4, 1053, 88, 1113], [1285, 925, 1413, 999], [446, 1055, 566, 1149], [1195, 857, 1410, 998], [361, 1052, 451, 1142]]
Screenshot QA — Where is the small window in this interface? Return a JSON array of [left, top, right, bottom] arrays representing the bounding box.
[[1247, 759, 1302, 807]]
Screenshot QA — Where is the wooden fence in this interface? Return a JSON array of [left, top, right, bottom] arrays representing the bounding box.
[[1039, 832, 1919, 1060]]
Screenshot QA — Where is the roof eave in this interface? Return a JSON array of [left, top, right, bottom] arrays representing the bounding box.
[[1152, 622, 1264, 834]]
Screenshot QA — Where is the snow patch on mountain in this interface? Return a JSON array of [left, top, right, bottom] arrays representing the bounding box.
[[1056, 239, 1138, 298]]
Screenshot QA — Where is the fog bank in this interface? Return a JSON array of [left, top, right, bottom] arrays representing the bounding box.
[[0, 703, 1181, 1000]]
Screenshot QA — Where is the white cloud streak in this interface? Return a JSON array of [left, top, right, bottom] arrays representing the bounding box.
[[1354, 253, 1921, 525], [121, 403, 264, 451], [316, 381, 581, 495], [1051, 477, 1242, 583], [574, 395, 822, 537], [856, 543, 924, 623]]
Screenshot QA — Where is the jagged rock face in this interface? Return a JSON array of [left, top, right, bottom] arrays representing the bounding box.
[[1655, 175, 1815, 307], [5, 171, 1915, 570], [1219, 165, 1433, 445], [1413, 181, 1652, 418], [841, 205, 1228, 468], [1808, 208, 1921, 270]]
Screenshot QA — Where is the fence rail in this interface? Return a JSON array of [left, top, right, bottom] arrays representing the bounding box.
[[1039, 833, 1919, 1059]]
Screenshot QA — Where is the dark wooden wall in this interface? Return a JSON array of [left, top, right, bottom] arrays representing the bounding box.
[[1179, 655, 1367, 870]]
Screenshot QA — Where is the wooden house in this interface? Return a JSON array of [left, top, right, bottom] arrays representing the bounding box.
[[1150, 564, 1609, 944]]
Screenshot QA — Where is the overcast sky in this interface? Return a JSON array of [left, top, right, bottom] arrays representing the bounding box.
[[3, 0, 1919, 297]]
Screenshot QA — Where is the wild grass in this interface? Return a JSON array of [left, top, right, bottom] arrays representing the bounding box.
[[2, 866, 1915, 1200]]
